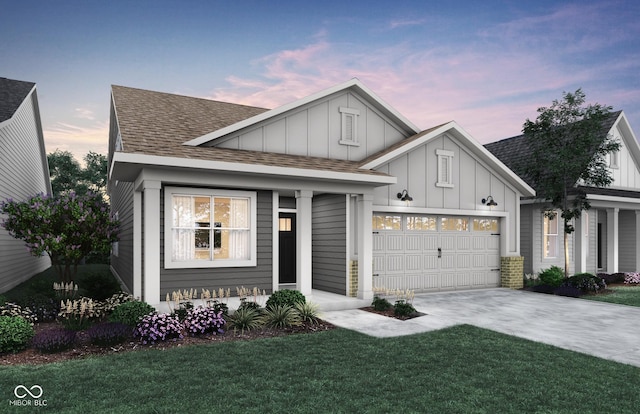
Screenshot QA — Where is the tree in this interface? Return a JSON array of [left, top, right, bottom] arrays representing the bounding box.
[[47, 150, 107, 196], [0, 192, 119, 283], [522, 89, 620, 277]]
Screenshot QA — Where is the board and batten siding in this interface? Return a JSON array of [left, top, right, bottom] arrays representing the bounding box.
[[110, 181, 135, 293], [0, 90, 51, 293], [312, 194, 347, 295], [212, 90, 407, 161], [609, 124, 640, 189], [159, 189, 273, 299]]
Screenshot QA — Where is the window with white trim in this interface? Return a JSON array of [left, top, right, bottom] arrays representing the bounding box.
[[339, 107, 360, 146], [543, 212, 558, 259], [436, 149, 454, 188], [165, 188, 257, 268]]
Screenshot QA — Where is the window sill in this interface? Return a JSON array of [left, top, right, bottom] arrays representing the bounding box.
[[339, 140, 360, 147]]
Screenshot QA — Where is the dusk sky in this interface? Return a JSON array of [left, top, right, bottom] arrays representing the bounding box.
[[2, 0, 639, 162]]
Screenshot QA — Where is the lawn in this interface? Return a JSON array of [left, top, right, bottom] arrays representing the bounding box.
[[2, 325, 639, 413], [583, 285, 640, 307]]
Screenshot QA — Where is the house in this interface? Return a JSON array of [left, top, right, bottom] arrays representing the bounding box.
[[485, 111, 640, 276], [0, 77, 52, 293], [107, 79, 534, 306]]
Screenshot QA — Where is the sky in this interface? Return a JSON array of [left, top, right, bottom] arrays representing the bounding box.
[[2, 0, 640, 162]]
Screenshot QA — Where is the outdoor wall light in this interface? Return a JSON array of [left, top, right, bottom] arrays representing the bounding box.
[[482, 195, 498, 207], [397, 189, 413, 202]]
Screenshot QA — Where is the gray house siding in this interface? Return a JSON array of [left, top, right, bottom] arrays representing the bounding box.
[[159, 189, 273, 299], [0, 88, 51, 293], [521, 204, 534, 274], [312, 194, 347, 294], [110, 181, 135, 293], [619, 210, 637, 272]]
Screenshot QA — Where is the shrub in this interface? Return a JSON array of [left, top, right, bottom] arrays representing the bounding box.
[[562, 273, 606, 293], [77, 271, 122, 300], [173, 301, 193, 321], [206, 300, 229, 317], [531, 284, 556, 294], [31, 328, 76, 353], [109, 300, 156, 327], [538, 266, 565, 287], [0, 295, 7, 306], [134, 313, 184, 344], [86, 322, 132, 346], [372, 296, 392, 311], [598, 273, 625, 284], [294, 301, 321, 325], [263, 305, 302, 328], [624, 272, 640, 285], [228, 307, 264, 334], [0, 302, 37, 324], [265, 289, 306, 310], [183, 306, 225, 336], [238, 300, 262, 312], [393, 300, 416, 318], [553, 286, 583, 298], [0, 316, 35, 354], [16, 294, 59, 322]]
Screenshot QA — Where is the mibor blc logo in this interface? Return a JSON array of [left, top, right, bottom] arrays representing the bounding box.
[[9, 384, 47, 407]]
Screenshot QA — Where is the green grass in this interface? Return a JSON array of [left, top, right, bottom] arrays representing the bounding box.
[[584, 286, 640, 307], [1, 325, 638, 413]]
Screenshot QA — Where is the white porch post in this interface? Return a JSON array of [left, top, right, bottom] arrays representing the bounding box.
[[143, 180, 162, 305], [574, 213, 587, 273], [606, 208, 619, 274], [272, 191, 279, 294], [133, 190, 142, 299], [357, 194, 373, 301], [295, 190, 313, 296]]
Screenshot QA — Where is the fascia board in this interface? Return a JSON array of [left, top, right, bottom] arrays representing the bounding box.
[[111, 152, 396, 185], [183, 78, 420, 147]]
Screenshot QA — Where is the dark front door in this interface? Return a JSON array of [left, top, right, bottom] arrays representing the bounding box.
[[279, 213, 296, 284]]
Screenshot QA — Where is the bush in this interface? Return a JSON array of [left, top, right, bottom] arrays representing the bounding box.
[[31, 328, 76, 353], [598, 273, 625, 284], [531, 284, 556, 294], [134, 313, 184, 344], [109, 300, 156, 327], [238, 300, 261, 312], [263, 305, 302, 328], [173, 301, 193, 321], [538, 266, 565, 287], [624, 272, 640, 285], [86, 322, 132, 346], [265, 289, 306, 310], [0, 316, 35, 354], [294, 302, 321, 325], [183, 306, 225, 336], [0, 302, 37, 324], [77, 271, 122, 300], [228, 307, 264, 334], [563, 273, 606, 293], [0, 295, 7, 306], [372, 296, 392, 311], [553, 286, 583, 298], [206, 300, 229, 317], [16, 294, 60, 322], [393, 300, 416, 318]]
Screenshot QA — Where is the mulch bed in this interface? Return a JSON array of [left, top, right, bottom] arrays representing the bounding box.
[[0, 320, 336, 366], [359, 306, 426, 320]]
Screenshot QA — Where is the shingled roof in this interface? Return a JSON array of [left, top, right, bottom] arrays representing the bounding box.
[[484, 111, 622, 191], [0, 77, 35, 123]]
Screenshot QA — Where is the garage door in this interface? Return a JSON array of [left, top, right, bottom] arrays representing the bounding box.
[[372, 214, 500, 292]]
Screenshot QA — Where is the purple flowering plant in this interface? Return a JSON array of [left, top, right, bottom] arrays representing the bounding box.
[[183, 306, 225, 336], [134, 313, 184, 344], [624, 272, 640, 284], [0, 192, 119, 282]]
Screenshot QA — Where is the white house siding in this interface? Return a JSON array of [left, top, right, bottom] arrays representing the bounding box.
[[0, 90, 51, 293], [110, 181, 135, 292], [312, 194, 347, 295], [212, 90, 408, 161], [609, 124, 640, 189]]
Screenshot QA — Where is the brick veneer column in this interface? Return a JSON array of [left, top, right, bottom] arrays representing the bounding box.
[[500, 256, 524, 289]]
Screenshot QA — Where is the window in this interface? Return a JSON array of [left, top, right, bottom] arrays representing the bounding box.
[[473, 218, 498, 232], [543, 212, 558, 258], [372, 214, 401, 230], [610, 151, 619, 169], [339, 107, 360, 146], [165, 188, 257, 268], [406, 216, 436, 231], [441, 217, 469, 231], [279, 217, 292, 231], [436, 149, 454, 188]]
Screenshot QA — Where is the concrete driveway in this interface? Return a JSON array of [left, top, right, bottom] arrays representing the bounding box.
[[321, 288, 640, 368]]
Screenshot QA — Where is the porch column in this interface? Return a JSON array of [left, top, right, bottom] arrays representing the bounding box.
[[143, 180, 161, 305], [574, 213, 587, 273], [606, 208, 619, 274], [133, 190, 142, 299], [357, 194, 373, 301], [295, 190, 313, 296]]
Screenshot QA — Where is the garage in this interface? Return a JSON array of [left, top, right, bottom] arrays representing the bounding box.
[[372, 213, 501, 292]]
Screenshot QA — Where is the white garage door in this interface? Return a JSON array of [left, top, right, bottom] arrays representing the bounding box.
[[372, 214, 500, 292]]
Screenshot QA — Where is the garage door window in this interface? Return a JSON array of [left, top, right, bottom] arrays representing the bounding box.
[[441, 217, 469, 231], [373, 214, 402, 230], [407, 216, 436, 231], [473, 218, 498, 232]]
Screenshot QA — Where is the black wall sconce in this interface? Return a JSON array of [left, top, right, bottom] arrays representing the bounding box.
[[397, 189, 413, 202], [482, 195, 498, 207]]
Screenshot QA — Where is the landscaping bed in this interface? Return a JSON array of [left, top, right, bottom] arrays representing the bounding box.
[[359, 306, 426, 320]]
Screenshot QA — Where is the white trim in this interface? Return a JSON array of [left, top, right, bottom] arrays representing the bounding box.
[[272, 191, 279, 294], [164, 187, 258, 269], [183, 78, 420, 147], [373, 205, 508, 218]]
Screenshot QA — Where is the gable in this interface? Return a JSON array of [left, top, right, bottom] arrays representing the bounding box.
[[0, 78, 35, 124], [608, 113, 640, 190]]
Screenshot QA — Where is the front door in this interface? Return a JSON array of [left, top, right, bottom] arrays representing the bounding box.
[[279, 213, 296, 284]]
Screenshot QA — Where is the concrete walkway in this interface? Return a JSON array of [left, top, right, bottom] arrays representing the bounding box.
[[321, 288, 640, 368]]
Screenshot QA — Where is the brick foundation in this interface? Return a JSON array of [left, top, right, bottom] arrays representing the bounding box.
[[501, 256, 524, 289]]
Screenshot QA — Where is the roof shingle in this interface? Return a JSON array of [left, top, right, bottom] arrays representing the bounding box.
[[0, 77, 35, 123]]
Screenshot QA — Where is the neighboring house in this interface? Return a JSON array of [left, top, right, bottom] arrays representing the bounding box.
[[108, 79, 534, 305], [486, 111, 640, 276], [0, 77, 52, 293]]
